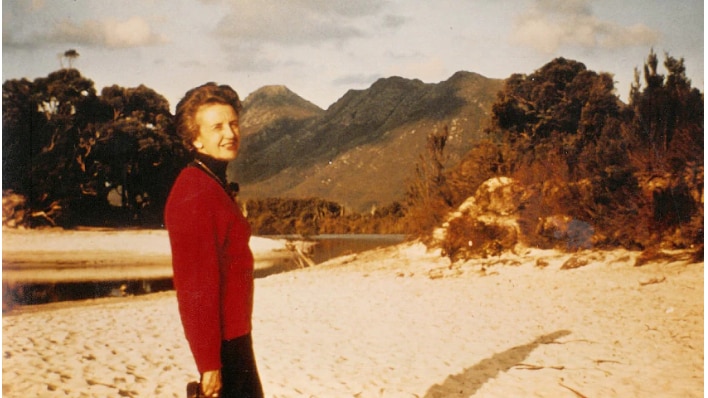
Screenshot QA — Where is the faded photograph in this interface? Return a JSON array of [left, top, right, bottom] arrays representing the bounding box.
[[2, 1, 703, 397]]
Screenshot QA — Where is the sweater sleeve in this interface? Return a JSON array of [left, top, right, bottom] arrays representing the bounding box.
[[165, 170, 225, 373]]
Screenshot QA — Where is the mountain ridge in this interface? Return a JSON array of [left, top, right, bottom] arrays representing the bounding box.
[[229, 71, 504, 212], [239, 85, 323, 136]]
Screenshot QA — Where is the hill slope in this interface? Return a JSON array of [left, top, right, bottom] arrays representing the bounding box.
[[230, 72, 503, 212], [239, 85, 324, 136]]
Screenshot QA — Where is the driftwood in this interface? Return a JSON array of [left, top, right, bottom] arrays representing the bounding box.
[[639, 276, 667, 286], [560, 255, 589, 270], [513, 363, 565, 371], [286, 241, 316, 268], [559, 382, 589, 398]]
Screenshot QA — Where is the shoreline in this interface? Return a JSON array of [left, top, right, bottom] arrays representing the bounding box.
[[2, 228, 312, 309], [1, 229, 703, 397]]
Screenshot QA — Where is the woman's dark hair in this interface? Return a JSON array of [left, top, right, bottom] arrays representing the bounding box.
[[175, 82, 243, 152]]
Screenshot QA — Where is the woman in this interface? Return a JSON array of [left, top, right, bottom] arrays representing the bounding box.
[[165, 82, 263, 398]]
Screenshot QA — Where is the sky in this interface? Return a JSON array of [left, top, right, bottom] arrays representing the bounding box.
[[3, 0, 704, 111]]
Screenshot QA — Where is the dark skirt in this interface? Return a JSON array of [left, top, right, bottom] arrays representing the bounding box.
[[219, 333, 263, 398]]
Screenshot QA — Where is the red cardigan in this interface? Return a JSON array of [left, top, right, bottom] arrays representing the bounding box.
[[164, 166, 254, 373]]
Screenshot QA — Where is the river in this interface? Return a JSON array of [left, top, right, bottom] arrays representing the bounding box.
[[3, 234, 407, 307], [280, 234, 406, 264]]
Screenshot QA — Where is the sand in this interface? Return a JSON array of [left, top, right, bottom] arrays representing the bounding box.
[[1, 228, 704, 397]]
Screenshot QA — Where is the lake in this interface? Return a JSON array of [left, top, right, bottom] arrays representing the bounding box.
[[279, 234, 406, 264], [3, 234, 407, 308]]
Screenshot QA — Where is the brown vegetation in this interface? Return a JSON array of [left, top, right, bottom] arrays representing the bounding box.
[[2, 51, 703, 261], [242, 197, 406, 236], [403, 52, 703, 261]]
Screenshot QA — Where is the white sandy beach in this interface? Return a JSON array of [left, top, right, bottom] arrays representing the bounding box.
[[1, 228, 703, 397]]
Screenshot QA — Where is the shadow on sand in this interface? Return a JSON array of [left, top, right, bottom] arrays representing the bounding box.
[[423, 330, 571, 398]]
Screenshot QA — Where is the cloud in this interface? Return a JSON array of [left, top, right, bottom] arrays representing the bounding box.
[[4, 15, 167, 49], [222, 42, 279, 72], [511, 0, 659, 53], [53, 16, 168, 48], [201, 0, 397, 73], [332, 73, 382, 87], [4, 0, 46, 14], [380, 14, 407, 29], [390, 57, 447, 81], [213, 5, 356, 45], [28, 0, 46, 12], [209, 0, 389, 45], [2, 1, 33, 48]]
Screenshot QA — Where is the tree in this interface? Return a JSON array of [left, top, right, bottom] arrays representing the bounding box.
[[627, 50, 704, 246], [2, 78, 42, 194], [404, 126, 452, 239], [62, 49, 80, 69], [446, 139, 502, 205], [482, 57, 662, 248], [4, 69, 101, 225], [2, 69, 186, 227], [488, 57, 626, 181], [489, 58, 589, 144], [630, 50, 704, 169], [100, 84, 171, 123], [83, 85, 184, 225]]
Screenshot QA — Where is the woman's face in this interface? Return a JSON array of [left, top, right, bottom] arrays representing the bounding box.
[[193, 103, 240, 161]]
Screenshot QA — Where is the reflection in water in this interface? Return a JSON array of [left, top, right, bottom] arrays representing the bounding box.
[[303, 234, 406, 264], [3, 279, 175, 307], [4, 235, 406, 307]]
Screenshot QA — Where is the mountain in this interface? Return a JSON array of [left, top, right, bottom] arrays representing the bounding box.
[[229, 72, 504, 212], [238, 85, 324, 136]]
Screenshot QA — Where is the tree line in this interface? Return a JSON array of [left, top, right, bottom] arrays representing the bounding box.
[[3, 69, 188, 227], [2, 50, 704, 255], [405, 51, 703, 256]]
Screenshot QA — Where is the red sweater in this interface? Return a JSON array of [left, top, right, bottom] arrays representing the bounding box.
[[164, 166, 254, 373]]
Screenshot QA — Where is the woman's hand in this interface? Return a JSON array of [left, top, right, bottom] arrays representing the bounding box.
[[201, 369, 222, 397]]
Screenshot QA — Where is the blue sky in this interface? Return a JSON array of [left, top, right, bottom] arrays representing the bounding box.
[[3, 0, 704, 110]]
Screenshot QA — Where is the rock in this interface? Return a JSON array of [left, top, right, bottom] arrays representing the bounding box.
[[537, 215, 594, 250], [434, 177, 526, 260]]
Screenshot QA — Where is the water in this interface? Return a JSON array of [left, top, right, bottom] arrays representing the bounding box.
[[3, 235, 406, 308], [303, 234, 406, 264], [3, 279, 175, 308]]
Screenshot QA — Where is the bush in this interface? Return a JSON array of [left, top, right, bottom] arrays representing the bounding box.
[[441, 215, 518, 261]]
